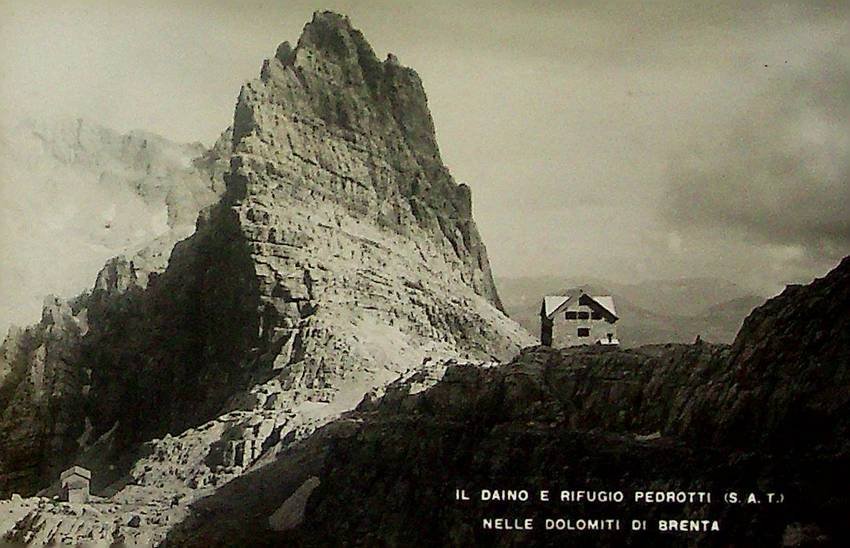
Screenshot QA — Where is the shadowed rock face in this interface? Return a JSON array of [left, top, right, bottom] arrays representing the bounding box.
[[0, 10, 531, 503], [164, 256, 850, 547]]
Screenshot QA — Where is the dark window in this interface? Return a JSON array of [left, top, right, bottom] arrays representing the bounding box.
[[591, 311, 602, 320], [577, 327, 590, 337], [565, 311, 578, 320], [577, 311, 590, 320]]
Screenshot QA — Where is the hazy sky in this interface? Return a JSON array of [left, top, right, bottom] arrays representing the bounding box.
[[1, 0, 848, 295]]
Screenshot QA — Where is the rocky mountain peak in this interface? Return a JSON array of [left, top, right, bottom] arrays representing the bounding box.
[[0, 12, 531, 515], [295, 11, 375, 66], [231, 11, 501, 308], [93, 257, 139, 295], [288, 11, 403, 97]]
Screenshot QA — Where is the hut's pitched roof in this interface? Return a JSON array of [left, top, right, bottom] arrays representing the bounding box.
[[60, 466, 91, 483]]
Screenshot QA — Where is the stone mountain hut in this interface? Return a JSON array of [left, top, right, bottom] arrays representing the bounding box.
[[60, 465, 91, 503], [540, 290, 619, 347]]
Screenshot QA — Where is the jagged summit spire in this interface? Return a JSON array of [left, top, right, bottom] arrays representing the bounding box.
[[282, 11, 403, 75], [298, 10, 362, 48], [231, 11, 505, 310], [267, 10, 413, 100], [244, 11, 430, 156], [270, 11, 384, 74]]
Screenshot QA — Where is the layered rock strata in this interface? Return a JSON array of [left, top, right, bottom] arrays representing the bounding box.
[[0, 10, 531, 520]]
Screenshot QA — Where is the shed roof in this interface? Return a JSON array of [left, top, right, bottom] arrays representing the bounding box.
[[592, 296, 617, 318], [60, 466, 91, 482], [541, 292, 618, 321], [543, 296, 570, 318]]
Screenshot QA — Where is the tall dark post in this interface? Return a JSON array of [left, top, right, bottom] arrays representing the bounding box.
[[541, 318, 553, 346], [540, 301, 553, 346]]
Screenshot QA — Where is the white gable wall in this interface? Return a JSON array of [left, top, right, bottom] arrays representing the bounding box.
[[551, 302, 618, 348]]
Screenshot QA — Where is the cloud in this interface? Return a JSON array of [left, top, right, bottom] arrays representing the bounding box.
[[663, 34, 850, 263]]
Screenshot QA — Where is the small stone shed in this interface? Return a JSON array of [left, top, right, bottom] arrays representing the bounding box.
[[60, 465, 91, 503]]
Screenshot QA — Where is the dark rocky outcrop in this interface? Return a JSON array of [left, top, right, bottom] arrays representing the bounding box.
[[165, 257, 850, 546]]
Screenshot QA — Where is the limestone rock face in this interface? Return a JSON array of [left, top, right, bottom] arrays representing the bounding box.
[[0, 293, 89, 496], [232, 11, 503, 310], [214, 10, 524, 386], [0, 10, 531, 509]]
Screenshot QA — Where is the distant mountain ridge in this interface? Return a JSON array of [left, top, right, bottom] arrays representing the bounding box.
[[498, 275, 766, 346], [0, 117, 230, 336]]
